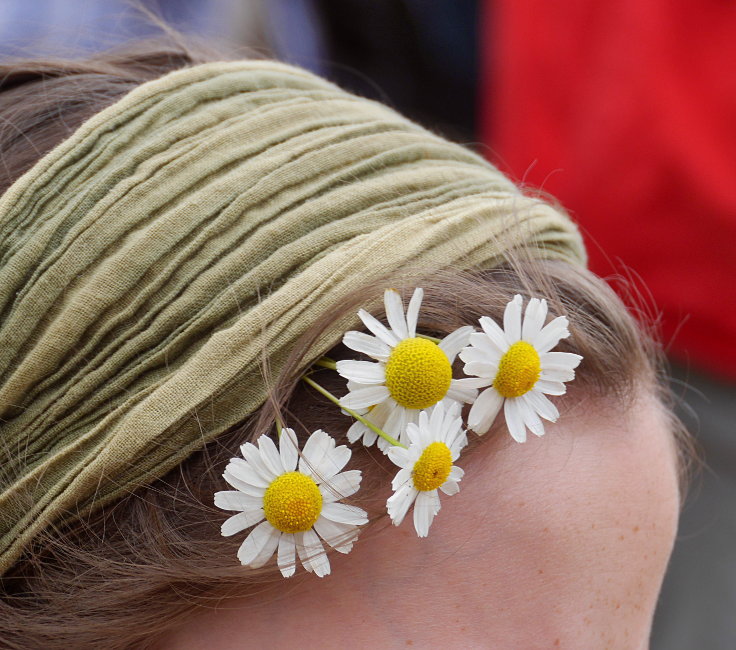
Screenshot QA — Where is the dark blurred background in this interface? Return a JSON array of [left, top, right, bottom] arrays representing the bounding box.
[[0, 2, 733, 647]]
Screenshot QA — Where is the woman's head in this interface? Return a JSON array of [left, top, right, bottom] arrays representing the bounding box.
[[0, 41, 685, 649]]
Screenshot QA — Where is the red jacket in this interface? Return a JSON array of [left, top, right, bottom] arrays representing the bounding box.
[[482, 0, 736, 380]]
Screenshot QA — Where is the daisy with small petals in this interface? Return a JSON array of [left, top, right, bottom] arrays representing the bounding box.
[[337, 288, 484, 451], [386, 401, 467, 537], [215, 428, 368, 578], [459, 294, 583, 442]]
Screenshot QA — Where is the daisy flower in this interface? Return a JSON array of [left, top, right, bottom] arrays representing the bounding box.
[[336, 288, 483, 451], [459, 294, 583, 442], [386, 401, 467, 537], [215, 428, 368, 578]]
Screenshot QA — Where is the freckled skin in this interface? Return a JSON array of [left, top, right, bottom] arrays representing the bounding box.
[[158, 392, 680, 650]]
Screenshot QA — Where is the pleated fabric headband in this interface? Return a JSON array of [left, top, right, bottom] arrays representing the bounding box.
[[0, 60, 584, 573]]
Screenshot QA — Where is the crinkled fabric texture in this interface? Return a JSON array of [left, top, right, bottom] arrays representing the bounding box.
[[0, 60, 584, 573]]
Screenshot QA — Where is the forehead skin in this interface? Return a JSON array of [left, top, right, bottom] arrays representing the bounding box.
[[160, 392, 680, 650]]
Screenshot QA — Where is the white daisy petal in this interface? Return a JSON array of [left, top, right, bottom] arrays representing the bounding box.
[[257, 435, 285, 477], [463, 361, 498, 377], [279, 427, 299, 472], [478, 318, 509, 354], [439, 479, 460, 496], [214, 490, 263, 512], [503, 295, 524, 343], [415, 411, 433, 448], [391, 467, 413, 491], [458, 346, 493, 365], [406, 287, 424, 337], [540, 351, 583, 370], [299, 429, 332, 475], [371, 401, 397, 449], [313, 517, 359, 553], [444, 399, 462, 420], [336, 359, 386, 384], [540, 367, 576, 383], [301, 445, 351, 483], [533, 316, 570, 353], [366, 397, 393, 427], [347, 422, 378, 447], [249, 530, 281, 569], [226, 458, 271, 489], [319, 445, 352, 481], [535, 379, 568, 396], [438, 325, 474, 362], [221, 509, 266, 537], [277, 533, 297, 578], [447, 427, 468, 460], [361, 426, 379, 447], [429, 403, 445, 439], [384, 289, 409, 340], [237, 521, 279, 568], [387, 446, 410, 468], [413, 490, 441, 538], [525, 390, 560, 422], [467, 386, 504, 434], [358, 309, 400, 347], [301, 529, 330, 578], [518, 398, 546, 437], [300, 432, 351, 482], [320, 469, 362, 502], [348, 398, 394, 448], [346, 419, 368, 444], [402, 409, 422, 444], [222, 470, 266, 497], [504, 398, 528, 443], [383, 402, 408, 441], [462, 373, 494, 387], [522, 297, 548, 341], [441, 411, 462, 443], [339, 384, 391, 410], [406, 443, 423, 467], [438, 406, 462, 447], [343, 330, 392, 361], [321, 502, 369, 526], [239, 442, 277, 482], [294, 531, 314, 573], [345, 378, 368, 395], [462, 361, 498, 378], [418, 408, 432, 434], [448, 465, 465, 482], [387, 484, 417, 527], [376, 432, 394, 453]]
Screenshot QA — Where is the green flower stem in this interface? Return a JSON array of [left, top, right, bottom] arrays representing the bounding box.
[[301, 375, 406, 449], [417, 333, 442, 344], [314, 357, 337, 371], [275, 417, 284, 438]]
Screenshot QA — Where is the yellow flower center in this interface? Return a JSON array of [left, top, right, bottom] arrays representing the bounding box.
[[412, 442, 453, 491], [262, 472, 323, 534], [493, 341, 541, 398], [384, 337, 452, 410]]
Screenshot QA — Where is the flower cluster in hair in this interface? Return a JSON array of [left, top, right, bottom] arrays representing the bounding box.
[[215, 289, 582, 577]]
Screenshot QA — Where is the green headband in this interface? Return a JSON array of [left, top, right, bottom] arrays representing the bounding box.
[[0, 60, 584, 573]]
